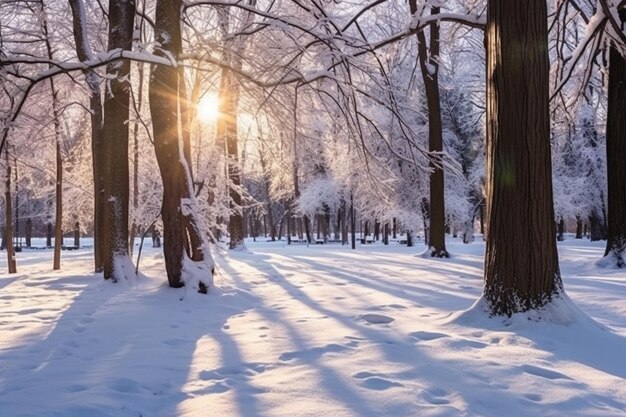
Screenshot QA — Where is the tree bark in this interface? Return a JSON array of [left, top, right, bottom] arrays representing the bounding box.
[[40, 2, 63, 270], [4, 150, 16, 274], [484, 0, 562, 316], [604, 23, 626, 266], [150, 0, 213, 292], [101, 0, 135, 280], [68, 0, 104, 273], [411, 3, 448, 258]]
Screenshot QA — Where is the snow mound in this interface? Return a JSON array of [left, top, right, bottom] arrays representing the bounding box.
[[450, 291, 608, 330]]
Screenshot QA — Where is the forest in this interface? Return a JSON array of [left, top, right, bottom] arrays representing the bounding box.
[[1, 0, 626, 416]]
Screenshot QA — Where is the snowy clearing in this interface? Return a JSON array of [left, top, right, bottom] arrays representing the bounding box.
[[1, 238, 626, 417]]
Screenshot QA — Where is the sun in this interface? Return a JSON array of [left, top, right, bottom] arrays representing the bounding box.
[[197, 94, 220, 123]]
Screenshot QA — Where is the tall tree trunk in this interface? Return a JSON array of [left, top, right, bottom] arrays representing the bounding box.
[[604, 20, 626, 266], [484, 0, 562, 316], [53, 140, 62, 269], [217, 67, 245, 249], [129, 62, 145, 257], [150, 0, 213, 292], [41, 3, 63, 270], [68, 0, 104, 272], [411, 3, 448, 258], [101, 0, 135, 280], [4, 150, 16, 274]]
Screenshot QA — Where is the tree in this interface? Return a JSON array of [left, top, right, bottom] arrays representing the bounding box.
[[483, 0, 562, 316], [603, 8, 626, 267], [3, 148, 16, 274], [101, 0, 135, 280], [150, 0, 214, 292], [40, 1, 63, 270], [68, 0, 104, 272], [410, 2, 448, 257]]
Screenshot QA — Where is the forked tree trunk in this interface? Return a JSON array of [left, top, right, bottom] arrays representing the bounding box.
[[101, 0, 135, 280], [69, 0, 104, 272], [604, 26, 626, 267], [484, 0, 562, 316], [150, 0, 213, 292], [411, 3, 448, 258]]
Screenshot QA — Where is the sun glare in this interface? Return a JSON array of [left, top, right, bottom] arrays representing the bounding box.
[[197, 94, 220, 123]]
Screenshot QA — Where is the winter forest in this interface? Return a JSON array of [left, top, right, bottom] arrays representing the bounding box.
[[1, 0, 626, 416]]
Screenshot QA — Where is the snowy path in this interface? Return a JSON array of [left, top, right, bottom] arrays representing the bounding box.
[[1, 239, 626, 416]]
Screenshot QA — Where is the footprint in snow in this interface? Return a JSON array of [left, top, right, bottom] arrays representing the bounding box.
[[353, 371, 403, 391], [410, 331, 448, 341], [419, 387, 452, 405], [356, 313, 395, 325], [519, 365, 573, 381], [279, 343, 348, 362]]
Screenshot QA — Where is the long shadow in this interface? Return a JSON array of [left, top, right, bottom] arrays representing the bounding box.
[[0, 263, 260, 417], [217, 255, 381, 416], [233, 248, 626, 416], [283, 254, 479, 312]]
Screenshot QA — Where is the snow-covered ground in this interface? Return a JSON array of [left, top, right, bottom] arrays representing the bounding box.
[[1, 237, 626, 417]]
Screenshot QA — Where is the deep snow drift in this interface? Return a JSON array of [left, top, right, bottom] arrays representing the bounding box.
[[1, 238, 626, 417]]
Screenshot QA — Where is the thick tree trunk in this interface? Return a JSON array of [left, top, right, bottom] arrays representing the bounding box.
[[150, 0, 213, 292], [101, 0, 135, 280], [590, 209, 607, 241], [412, 4, 448, 258], [68, 0, 104, 272], [604, 32, 626, 267], [4, 151, 16, 274], [576, 216, 583, 239], [484, 0, 562, 316]]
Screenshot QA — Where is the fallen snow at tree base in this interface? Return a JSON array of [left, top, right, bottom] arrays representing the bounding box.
[[1, 238, 626, 417]]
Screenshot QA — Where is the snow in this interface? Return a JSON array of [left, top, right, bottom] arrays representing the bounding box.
[[2, 238, 626, 416]]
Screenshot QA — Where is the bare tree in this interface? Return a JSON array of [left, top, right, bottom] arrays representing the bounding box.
[[150, 0, 214, 292]]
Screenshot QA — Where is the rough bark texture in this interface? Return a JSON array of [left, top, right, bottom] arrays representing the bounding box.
[[101, 0, 135, 280], [484, 0, 562, 316], [412, 3, 448, 258], [150, 0, 212, 291], [68, 0, 104, 272], [604, 39, 626, 267]]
